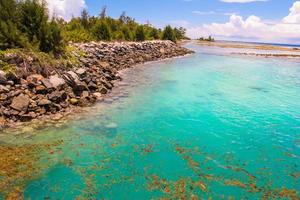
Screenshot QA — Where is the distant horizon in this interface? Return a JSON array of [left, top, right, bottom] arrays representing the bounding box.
[[205, 39, 300, 47]]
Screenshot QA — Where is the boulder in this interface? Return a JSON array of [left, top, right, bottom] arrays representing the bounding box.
[[81, 91, 89, 98], [0, 71, 7, 85], [49, 75, 65, 88], [93, 92, 102, 100], [35, 85, 47, 94], [48, 91, 66, 103], [27, 74, 44, 84], [10, 94, 30, 112], [5, 72, 20, 84], [67, 71, 79, 82], [0, 70, 5, 77], [99, 87, 108, 94], [69, 98, 78, 105], [98, 61, 110, 68], [73, 82, 88, 96], [88, 81, 98, 90], [42, 78, 54, 89], [19, 114, 33, 122], [0, 94, 7, 101], [76, 68, 87, 76], [0, 116, 6, 128], [0, 85, 10, 93], [38, 99, 52, 106]]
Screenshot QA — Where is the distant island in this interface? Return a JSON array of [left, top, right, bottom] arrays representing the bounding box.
[[198, 36, 215, 42]]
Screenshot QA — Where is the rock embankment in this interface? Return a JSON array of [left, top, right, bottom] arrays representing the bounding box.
[[0, 40, 193, 128]]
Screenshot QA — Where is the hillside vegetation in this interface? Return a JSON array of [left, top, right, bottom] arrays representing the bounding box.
[[0, 0, 188, 56]]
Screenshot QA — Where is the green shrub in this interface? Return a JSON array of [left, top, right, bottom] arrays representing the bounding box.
[[92, 21, 111, 41], [135, 25, 145, 41], [162, 25, 176, 42]]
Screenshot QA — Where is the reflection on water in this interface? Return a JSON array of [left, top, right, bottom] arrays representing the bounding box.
[[0, 44, 299, 199]]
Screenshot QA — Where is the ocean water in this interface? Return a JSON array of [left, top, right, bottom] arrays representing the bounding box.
[[0, 44, 300, 199]]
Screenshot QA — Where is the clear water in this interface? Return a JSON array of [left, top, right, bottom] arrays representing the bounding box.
[[1, 44, 300, 199]]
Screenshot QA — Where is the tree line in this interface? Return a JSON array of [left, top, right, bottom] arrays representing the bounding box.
[[0, 0, 189, 56]]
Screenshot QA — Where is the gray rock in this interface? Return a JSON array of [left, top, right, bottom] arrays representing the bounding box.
[[93, 92, 102, 100], [49, 75, 65, 88], [73, 82, 88, 96], [76, 68, 86, 76], [81, 91, 89, 98], [10, 94, 30, 112], [88, 81, 98, 90], [0, 71, 7, 85], [42, 78, 54, 89], [48, 91, 63, 103], [0, 85, 10, 93], [67, 71, 79, 82]]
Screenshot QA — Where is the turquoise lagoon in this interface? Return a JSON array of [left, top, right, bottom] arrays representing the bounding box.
[[0, 44, 299, 199]]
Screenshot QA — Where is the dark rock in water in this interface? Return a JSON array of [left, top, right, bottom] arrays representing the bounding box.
[[19, 114, 33, 122], [250, 86, 268, 93], [10, 94, 30, 112]]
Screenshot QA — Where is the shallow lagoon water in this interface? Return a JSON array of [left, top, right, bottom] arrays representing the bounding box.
[[0, 44, 300, 199]]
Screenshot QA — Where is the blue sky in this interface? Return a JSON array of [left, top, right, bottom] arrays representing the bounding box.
[[47, 0, 300, 44], [85, 0, 294, 26]]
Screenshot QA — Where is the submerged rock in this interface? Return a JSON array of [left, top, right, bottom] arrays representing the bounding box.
[[105, 122, 118, 129]]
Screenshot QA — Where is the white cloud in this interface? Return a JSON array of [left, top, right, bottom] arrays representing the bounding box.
[[192, 10, 236, 16], [46, 0, 87, 21], [187, 1, 300, 43], [283, 1, 300, 24], [220, 0, 268, 3]]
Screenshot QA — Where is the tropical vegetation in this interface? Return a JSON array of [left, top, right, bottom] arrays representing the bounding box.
[[0, 0, 188, 56]]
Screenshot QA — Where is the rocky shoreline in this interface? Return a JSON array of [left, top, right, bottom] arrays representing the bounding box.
[[0, 40, 193, 129]]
